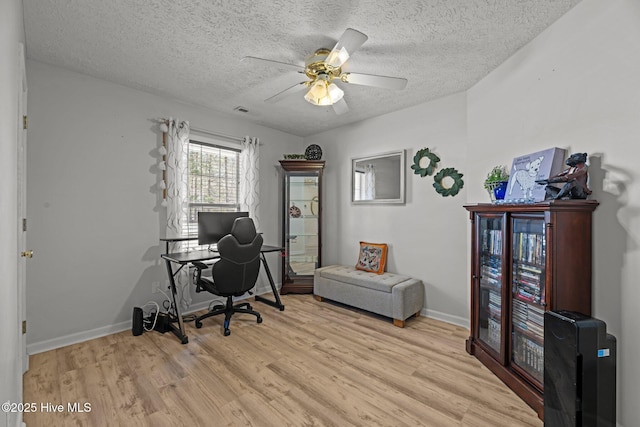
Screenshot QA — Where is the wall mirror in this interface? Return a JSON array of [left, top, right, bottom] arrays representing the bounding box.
[[352, 150, 405, 204]]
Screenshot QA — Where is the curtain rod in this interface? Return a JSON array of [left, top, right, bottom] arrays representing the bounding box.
[[190, 126, 244, 143], [157, 118, 246, 143]]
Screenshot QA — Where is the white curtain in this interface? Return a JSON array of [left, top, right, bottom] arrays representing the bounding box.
[[163, 118, 190, 237], [240, 136, 261, 231], [364, 163, 376, 200], [161, 118, 191, 308]]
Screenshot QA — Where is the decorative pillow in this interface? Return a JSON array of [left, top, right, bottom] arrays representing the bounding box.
[[355, 242, 388, 274]]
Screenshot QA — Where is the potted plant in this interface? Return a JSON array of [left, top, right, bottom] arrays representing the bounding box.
[[484, 165, 510, 201]]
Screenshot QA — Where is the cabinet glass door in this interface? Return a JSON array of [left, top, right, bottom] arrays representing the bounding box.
[[285, 174, 319, 278], [477, 215, 504, 356], [511, 216, 546, 386]]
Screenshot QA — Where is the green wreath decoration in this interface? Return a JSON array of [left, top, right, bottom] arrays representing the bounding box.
[[411, 148, 440, 177], [433, 167, 464, 197]]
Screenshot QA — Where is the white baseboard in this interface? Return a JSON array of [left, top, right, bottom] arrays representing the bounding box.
[[27, 319, 133, 355], [27, 283, 468, 355], [422, 308, 469, 330], [26, 286, 279, 355]]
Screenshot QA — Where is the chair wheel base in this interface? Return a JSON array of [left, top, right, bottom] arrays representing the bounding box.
[[257, 316, 263, 324], [195, 321, 203, 329]]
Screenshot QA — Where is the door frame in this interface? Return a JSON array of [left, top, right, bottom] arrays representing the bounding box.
[[17, 42, 28, 373]]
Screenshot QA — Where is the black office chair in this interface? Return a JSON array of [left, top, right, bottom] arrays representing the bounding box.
[[192, 217, 263, 336]]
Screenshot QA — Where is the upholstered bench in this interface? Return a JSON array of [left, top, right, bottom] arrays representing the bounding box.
[[313, 265, 424, 327]]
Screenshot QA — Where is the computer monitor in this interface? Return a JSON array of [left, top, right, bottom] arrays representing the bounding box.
[[197, 211, 249, 246]]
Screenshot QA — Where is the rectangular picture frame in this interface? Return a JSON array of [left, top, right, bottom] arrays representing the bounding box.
[[506, 147, 566, 202]]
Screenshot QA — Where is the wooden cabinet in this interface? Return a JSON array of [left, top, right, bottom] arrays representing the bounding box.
[[464, 200, 598, 418], [280, 160, 324, 294]]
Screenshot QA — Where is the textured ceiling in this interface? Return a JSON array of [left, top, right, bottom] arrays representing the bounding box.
[[23, 0, 581, 137]]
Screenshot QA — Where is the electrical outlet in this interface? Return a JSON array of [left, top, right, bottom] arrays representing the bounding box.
[[152, 282, 160, 293]]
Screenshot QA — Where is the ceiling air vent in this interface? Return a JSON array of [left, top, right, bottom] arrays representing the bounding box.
[[233, 106, 249, 113]]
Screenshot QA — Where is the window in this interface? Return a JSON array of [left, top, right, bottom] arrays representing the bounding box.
[[354, 169, 365, 201], [186, 138, 241, 241]]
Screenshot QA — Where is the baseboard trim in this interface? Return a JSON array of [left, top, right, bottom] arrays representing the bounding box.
[[27, 320, 132, 355], [27, 286, 465, 355], [26, 287, 279, 355], [422, 308, 469, 330]]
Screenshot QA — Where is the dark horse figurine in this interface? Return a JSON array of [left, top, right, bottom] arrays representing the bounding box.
[[536, 152, 592, 200]]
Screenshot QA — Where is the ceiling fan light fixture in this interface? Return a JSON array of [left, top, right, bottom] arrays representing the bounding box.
[[304, 79, 344, 106]]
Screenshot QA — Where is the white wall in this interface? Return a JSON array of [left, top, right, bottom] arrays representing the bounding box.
[[25, 60, 303, 351], [305, 92, 469, 326], [1, 1, 25, 426], [467, 0, 640, 424]]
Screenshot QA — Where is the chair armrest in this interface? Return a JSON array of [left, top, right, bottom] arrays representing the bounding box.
[[192, 261, 211, 292], [192, 259, 220, 293], [192, 261, 209, 270]]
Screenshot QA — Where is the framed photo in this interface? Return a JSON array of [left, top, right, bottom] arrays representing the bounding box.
[[506, 147, 566, 202]]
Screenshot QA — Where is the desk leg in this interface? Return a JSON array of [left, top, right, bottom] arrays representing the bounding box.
[[163, 259, 189, 344], [255, 253, 285, 311]]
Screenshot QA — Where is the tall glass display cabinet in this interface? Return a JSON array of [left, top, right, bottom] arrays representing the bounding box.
[[279, 160, 324, 294], [464, 199, 598, 419]]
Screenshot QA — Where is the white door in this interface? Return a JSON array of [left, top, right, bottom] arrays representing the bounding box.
[[17, 42, 29, 373]]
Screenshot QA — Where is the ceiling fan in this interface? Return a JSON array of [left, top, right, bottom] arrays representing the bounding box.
[[242, 28, 408, 115]]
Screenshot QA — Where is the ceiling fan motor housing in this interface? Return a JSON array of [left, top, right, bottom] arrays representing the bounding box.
[[305, 49, 342, 80]]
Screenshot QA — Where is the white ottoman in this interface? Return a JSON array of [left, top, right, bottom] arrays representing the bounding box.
[[313, 265, 424, 327]]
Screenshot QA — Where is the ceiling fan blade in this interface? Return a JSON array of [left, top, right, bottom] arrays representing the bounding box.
[[332, 98, 349, 115], [241, 56, 304, 73], [265, 82, 308, 103], [325, 28, 368, 68], [341, 72, 408, 90]]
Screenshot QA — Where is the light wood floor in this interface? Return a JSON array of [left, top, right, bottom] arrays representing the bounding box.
[[23, 295, 542, 427]]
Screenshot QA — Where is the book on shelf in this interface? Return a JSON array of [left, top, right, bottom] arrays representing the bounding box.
[[484, 256, 502, 267], [518, 264, 543, 274], [482, 264, 501, 278], [517, 288, 541, 300], [516, 270, 541, 282], [481, 266, 502, 287], [481, 279, 500, 288], [513, 332, 544, 380], [488, 317, 501, 347], [512, 298, 545, 339], [487, 289, 502, 317], [488, 304, 502, 319], [489, 291, 501, 303], [514, 279, 541, 291], [514, 289, 541, 304], [513, 232, 546, 265], [483, 229, 503, 256]]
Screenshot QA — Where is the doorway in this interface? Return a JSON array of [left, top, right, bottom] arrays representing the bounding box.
[[17, 42, 29, 373]]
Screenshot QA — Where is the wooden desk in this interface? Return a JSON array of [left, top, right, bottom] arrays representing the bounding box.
[[160, 241, 285, 344]]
